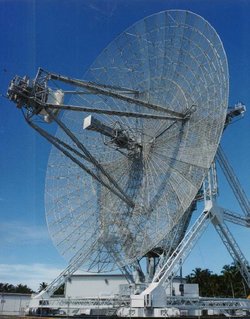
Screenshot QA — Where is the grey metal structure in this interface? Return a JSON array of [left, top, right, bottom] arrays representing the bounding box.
[[6, 9, 250, 317], [30, 295, 250, 317], [7, 10, 228, 274], [122, 145, 250, 316], [217, 145, 250, 216]]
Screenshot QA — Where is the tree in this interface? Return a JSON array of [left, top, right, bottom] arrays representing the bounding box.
[[0, 282, 33, 293], [221, 264, 250, 298], [186, 263, 250, 298], [15, 284, 33, 294], [0, 283, 15, 293]]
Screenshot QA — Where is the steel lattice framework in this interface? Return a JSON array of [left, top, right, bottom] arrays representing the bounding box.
[[44, 10, 228, 272], [6, 9, 250, 316]]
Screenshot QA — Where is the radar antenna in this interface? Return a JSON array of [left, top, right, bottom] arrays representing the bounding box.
[[7, 10, 250, 317]]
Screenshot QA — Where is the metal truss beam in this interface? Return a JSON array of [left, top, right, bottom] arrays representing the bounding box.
[[148, 203, 213, 291], [216, 146, 250, 217], [34, 295, 250, 312], [223, 209, 250, 227], [48, 71, 188, 119], [165, 295, 250, 311], [45, 103, 182, 120], [33, 296, 130, 312], [213, 221, 250, 287]]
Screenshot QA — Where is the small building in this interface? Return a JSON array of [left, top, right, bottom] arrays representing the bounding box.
[[0, 293, 31, 316], [65, 273, 128, 298]]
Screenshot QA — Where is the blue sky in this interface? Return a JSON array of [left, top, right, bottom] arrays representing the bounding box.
[[0, 0, 250, 291]]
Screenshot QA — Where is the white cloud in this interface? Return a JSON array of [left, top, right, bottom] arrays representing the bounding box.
[[0, 263, 64, 291], [0, 222, 50, 245]]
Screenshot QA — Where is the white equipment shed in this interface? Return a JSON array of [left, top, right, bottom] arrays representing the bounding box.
[[65, 274, 128, 299], [0, 293, 31, 316]]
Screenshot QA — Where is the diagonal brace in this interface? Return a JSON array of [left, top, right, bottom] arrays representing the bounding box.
[[45, 108, 135, 208]]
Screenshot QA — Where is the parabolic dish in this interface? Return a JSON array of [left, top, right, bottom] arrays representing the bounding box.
[[45, 10, 228, 272]]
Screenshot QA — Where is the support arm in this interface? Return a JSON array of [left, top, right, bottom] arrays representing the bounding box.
[[48, 71, 187, 119], [216, 146, 250, 217], [223, 209, 250, 227], [213, 220, 250, 287], [139, 203, 213, 300]]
